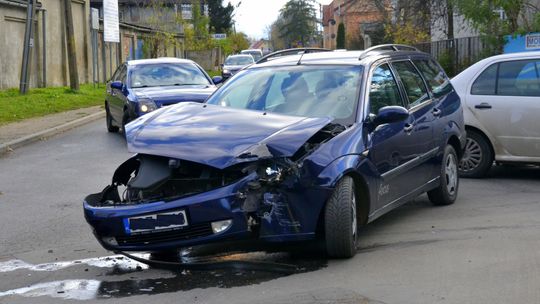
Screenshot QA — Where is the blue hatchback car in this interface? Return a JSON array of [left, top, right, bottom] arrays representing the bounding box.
[[85, 45, 466, 258], [105, 58, 221, 133]]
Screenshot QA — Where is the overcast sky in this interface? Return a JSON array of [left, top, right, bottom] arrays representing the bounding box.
[[228, 0, 333, 40]]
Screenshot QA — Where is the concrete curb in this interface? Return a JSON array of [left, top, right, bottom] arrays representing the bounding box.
[[0, 110, 105, 156]]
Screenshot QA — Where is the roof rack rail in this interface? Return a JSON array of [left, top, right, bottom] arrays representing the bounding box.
[[359, 44, 420, 60], [256, 47, 332, 64]]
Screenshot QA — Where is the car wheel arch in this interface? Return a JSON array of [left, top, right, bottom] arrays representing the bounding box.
[[316, 171, 371, 236], [447, 135, 463, 160]]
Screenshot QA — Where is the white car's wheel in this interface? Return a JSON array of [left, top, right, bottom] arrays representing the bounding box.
[[458, 130, 493, 178]]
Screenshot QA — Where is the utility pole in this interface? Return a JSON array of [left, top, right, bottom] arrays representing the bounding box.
[[64, 0, 79, 91], [19, 0, 36, 94]]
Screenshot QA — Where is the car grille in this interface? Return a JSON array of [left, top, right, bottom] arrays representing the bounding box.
[[116, 223, 213, 246]]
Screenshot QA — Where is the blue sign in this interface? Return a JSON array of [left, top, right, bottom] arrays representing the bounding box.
[[504, 33, 540, 53], [212, 33, 227, 40]]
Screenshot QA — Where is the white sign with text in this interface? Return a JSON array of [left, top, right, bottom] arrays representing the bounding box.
[[103, 0, 119, 42]]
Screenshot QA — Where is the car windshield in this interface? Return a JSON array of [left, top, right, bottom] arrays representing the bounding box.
[[225, 56, 254, 66], [206, 65, 363, 125], [130, 63, 210, 88], [242, 51, 262, 61]]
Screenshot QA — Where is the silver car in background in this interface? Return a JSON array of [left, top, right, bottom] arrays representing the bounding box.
[[222, 54, 255, 79], [451, 51, 540, 177]]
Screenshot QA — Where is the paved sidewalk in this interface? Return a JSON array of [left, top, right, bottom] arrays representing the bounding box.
[[0, 106, 105, 155]]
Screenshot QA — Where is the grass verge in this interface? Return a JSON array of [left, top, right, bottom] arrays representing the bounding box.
[[206, 70, 222, 78], [0, 84, 105, 125]]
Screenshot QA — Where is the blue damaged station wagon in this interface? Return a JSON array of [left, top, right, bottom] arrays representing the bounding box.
[[84, 45, 466, 258]]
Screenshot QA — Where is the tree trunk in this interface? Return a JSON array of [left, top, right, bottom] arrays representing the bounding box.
[[64, 0, 79, 91]]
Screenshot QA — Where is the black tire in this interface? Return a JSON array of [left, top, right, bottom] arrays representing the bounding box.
[[458, 130, 493, 178], [121, 111, 131, 136], [324, 176, 358, 258], [105, 104, 119, 133], [428, 145, 459, 206]]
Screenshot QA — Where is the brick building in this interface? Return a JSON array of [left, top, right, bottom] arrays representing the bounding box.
[[322, 0, 392, 50]]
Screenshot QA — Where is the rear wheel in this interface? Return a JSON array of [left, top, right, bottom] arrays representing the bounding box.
[[428, 145, 459, 206], [324, 176, 358, 258], [105, 104, 119, 133], [458, 130, 493, 178]]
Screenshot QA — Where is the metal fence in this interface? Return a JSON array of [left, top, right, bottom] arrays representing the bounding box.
[[414, 36, 493, 76]]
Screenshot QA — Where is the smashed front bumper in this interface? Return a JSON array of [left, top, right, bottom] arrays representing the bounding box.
[[84, 173, 256, 251], [83, 155, 332, 252]]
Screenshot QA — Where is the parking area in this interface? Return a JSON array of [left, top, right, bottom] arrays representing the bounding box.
[[1, 119, 539, 304]]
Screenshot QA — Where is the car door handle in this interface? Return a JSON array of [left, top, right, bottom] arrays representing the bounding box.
[[432, 108, 442, 117], [403, 123, 414, 134], [475, 102, 492, 109]]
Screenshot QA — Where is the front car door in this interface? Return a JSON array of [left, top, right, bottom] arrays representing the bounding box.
[[468, 58, 540, 160], [366, 62, 432, 211], [109, 64, 127, 122]]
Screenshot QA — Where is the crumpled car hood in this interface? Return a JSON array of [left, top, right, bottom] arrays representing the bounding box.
[[125, 102, 333, 169]]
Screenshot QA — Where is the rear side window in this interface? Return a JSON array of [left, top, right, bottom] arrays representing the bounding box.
[[369, 64, 403, 113], [472, 59, 540, 96], [414, 59, 453, 98], [498, 60, 540, 96], [392, 61, 430, 108], [471, 64, 497, 95]]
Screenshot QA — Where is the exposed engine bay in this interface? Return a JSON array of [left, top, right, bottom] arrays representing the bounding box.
[[89, 123, 346, 208]]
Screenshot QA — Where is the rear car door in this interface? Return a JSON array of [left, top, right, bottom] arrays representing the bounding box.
[[468, 58, 540, 157], [390, 60, 436, 192], [366, 63, 430, 208], [413, 58, 456, 179]]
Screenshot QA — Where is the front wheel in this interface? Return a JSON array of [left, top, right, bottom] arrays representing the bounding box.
[[428, 145, 459, 206], [324, 176, 358, 258], [121, 111, 132, 138], [106, 105, 119, 133]]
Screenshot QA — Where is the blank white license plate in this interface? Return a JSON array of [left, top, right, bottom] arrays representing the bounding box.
[[127, 210, 188, 234]]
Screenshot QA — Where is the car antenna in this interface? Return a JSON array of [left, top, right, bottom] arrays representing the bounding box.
[[296, 51, 306, 65]]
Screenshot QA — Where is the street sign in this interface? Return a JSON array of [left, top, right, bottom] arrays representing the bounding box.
[[526, 33, 540, 49], [103, 0, 119, 42], [91, 8, 99, 30], [212, 33, 227, 40]]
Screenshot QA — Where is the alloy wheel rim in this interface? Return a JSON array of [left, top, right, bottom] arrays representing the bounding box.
[[446, 153, 458, 196], [459, 137, 482, 172]]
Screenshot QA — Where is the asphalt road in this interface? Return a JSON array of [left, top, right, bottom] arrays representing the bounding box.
[[1, 119, 540, 304]]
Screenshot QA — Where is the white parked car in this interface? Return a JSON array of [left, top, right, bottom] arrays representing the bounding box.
[[451, 51, 540, 177]]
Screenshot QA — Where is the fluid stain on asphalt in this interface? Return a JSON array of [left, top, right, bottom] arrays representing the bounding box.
[[0, 251, 327, 300]]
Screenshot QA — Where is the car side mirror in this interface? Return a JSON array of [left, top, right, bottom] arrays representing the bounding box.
[[111, 81, 123, 90], [212, 76, 223, 85], [372, 106, 409, 126]]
